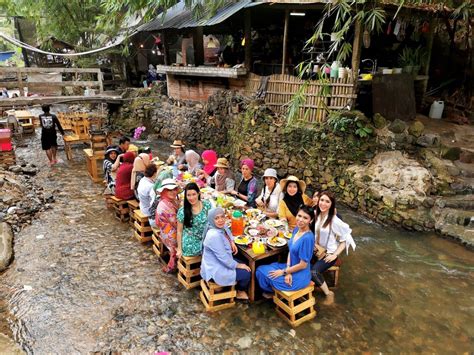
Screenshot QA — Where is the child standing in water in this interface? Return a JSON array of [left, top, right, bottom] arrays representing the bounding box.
[[39, 105, 64, 166]]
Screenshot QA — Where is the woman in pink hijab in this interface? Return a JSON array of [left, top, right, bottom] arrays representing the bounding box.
[[198, 149, 218, 181], [131, 153, 151, 190]]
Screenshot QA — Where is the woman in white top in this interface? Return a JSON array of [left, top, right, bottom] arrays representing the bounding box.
[[312, 191, 356, 305], [256, 168, 283, 218]]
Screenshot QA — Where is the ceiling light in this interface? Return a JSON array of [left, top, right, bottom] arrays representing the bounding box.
[[290, 12, 305, 16]]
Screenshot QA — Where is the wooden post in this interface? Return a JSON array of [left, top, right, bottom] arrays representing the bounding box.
[[162, 31, 170, 65], [244, 9, 252, 70], [350, 18, 363, 105], [193, 26, 204, 66], [282, 9, 289, 75], [420, 18, 436, 101], [17, 69, 24, 97], [98, 70, 104, 93]]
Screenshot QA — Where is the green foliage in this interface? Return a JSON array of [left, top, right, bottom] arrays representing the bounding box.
[[398, 45, 428, 67], [327, 110, 374, 139]]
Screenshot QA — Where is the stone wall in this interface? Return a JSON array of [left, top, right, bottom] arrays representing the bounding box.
[[113, 89, 473, 247]]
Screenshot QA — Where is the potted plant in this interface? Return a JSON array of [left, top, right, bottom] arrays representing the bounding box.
[[399, 47, 415, 74]]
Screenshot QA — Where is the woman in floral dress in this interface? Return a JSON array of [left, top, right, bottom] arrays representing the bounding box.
[[155, 178, 180, 273], [177, 183, 212, 257]]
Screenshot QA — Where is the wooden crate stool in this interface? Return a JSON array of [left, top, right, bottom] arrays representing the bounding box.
[[152, 229, 170, 265], [324, 266, 340, 288], [127, 199, 139, 226], [133, 209, 153, 243], [200, 280, 236, 312], [177, 255, 202, 289], [111, 196, 129, 222], [273, 282, 316, 328], [104, 193, 114, 210], [83, 148, 103, 183], [21, 123, 34, 134], [90, 132, 107, 157]]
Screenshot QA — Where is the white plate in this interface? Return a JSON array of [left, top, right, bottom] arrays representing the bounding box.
[[264, 219, 284, 228], [267, 237, 287, 247], [234, 236, 250, 245], [233, 199, 246, 207]]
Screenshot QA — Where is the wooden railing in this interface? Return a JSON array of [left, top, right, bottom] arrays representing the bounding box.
[[0, 67, 104, 95], [244, 73, 357, 122]]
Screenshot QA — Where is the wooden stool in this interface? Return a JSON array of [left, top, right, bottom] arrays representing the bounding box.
[[20, 123, 34, 134], [133, 209, 153, 243], [111, 196, 129, 222], [324, 266, 340, 288], [200, 280, 236, 312], [177, 255, 202, 289], [152, 229, 169, 265], [104, 193, 114, 210], [127, 199, 139, 226], [273, 282, 316, 328], [83, 148, 103, 183]]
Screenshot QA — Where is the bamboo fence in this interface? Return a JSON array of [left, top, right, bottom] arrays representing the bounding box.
[[244, 73, 357, 122]]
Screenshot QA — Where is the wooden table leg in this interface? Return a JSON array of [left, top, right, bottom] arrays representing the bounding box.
[[249, 259, 256, 303]]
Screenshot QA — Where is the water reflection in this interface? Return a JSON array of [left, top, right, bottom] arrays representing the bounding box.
[[0, 134, 472, 353]]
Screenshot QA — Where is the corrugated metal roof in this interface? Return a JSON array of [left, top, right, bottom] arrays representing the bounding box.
[[137, 0, 259, 32]]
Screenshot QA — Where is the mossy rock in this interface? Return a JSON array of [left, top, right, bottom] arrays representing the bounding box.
[[388, 119, 407, 134], [373, 113, 387, 129], [441, 147, 462, 161], [408, 120, 425, 137]]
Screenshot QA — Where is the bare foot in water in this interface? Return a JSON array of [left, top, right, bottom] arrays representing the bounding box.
[[321, 291, 335, 306]]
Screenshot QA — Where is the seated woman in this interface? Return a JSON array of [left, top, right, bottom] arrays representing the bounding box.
[[312, 191, 356, 305], [209, 158, 235, 192], [197, 149, 218, 181], [167, 140, 186, 171], [155, 178, 180, 273], [256, 168, 283, 218], [177, 183, 212, 258], [199, 149, 217, 180], [201, 207, 251, 300], [230, 159, 258, 208], [103, 145, 120, 193], [278, 176, 312, 231], [137, 163, 158, 227], [256, 205, 315, 297], [114, 151, 136, 200], [184, 150, 202, 176], [131, 153, 151, 191]]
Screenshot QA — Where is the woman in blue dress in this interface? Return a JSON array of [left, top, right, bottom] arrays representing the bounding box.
[[256, 205, 315, 298]]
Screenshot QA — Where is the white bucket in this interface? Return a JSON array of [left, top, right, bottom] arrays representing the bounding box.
[[429, 101, 444, 119]]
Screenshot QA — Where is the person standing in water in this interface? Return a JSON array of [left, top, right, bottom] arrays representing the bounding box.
[[39, 104, 64, 165]]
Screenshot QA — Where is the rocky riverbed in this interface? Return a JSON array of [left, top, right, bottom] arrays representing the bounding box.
[[0, 131, 473, 353]]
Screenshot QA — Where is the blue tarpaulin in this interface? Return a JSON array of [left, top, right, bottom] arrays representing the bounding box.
[[0, 51, 15, 62]]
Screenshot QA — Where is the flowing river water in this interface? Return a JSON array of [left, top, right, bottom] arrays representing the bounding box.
[[0, 131, 473, 353]]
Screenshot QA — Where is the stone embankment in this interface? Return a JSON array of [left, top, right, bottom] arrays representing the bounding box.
[[113, 89, 473, 247]]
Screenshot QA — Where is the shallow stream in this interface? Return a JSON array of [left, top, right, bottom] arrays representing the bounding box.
[[0, 131, 472, 353]]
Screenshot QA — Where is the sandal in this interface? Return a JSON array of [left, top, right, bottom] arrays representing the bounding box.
[[236, 291, 249, 300]]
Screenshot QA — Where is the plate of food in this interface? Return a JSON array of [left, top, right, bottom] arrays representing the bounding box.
[[246, 208, 264, 220], [233, 199, 247, 208], [234, 236, 251, 245], [267, 236, 287, 248], [279, 230, 292, 239], [264, 219, 285, 228], [246, 228, 260, 237]]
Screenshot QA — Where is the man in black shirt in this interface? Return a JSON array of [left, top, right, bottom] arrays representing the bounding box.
[[39, 105, 64, 165]]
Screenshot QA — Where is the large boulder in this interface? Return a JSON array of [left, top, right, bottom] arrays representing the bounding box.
[[441, 147, 462, 161], [373, 113, 387, 129], [0, 222, 13, 271]]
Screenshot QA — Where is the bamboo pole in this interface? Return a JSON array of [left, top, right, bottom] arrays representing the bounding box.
[[282, 10, 289, 75], [351, 18, 363, 106], [244, 9, 252, 71]]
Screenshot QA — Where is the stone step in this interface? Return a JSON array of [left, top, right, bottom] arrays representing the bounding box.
[[454, 160, 474, 178], [449, 177, 474, 196], [435, 222, 474, 248], [437, 195, 474, 210]]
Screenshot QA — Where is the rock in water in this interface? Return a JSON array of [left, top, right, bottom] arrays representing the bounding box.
[[0, 222, 13, 271], [236, 336, 253, 349]]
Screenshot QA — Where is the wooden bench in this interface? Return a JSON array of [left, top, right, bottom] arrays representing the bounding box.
[[127, 199, 139, 227], [177, 255, 202, 289], [133, 209, 153, 243], [200, 280, 236, 312], [64, 134, 88, 160], [152, 228, 170, 265], [273, 282, 316, 328], [111, 196, 129, 222]]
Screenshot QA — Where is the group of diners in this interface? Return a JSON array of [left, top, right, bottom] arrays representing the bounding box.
[[103, 139, 356, 303]]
